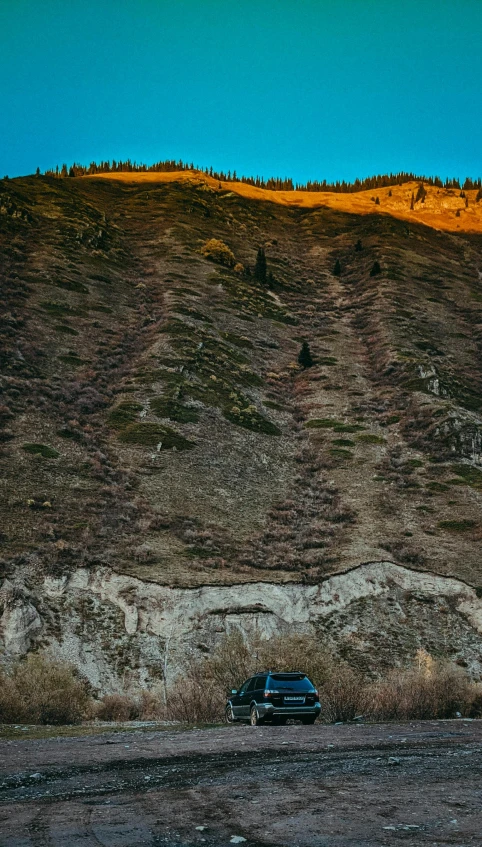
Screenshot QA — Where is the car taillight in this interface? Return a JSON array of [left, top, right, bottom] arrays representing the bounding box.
[[263, 689, 280, 698]]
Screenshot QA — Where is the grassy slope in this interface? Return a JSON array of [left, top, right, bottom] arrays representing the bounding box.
[[92, 171, 482, 233], [1, 174, 482, 590]]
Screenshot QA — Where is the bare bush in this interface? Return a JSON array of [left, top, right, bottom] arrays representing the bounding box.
[[367, 654, 476, 721], [0, 654, 90, 724], [166, 670, 222, 723], [203, 629, 255, 692], [94, 693, 139, 722], [321, 665, 367, 723]]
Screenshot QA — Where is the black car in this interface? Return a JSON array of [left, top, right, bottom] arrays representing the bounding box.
[[225, 671, 321, 726]]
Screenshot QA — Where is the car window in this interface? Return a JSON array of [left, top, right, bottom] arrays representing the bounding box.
[[238, 679, 251, 696], [256, 676, 267, 690], [247, 678, 258, 693], [267, 675, 315, 691]]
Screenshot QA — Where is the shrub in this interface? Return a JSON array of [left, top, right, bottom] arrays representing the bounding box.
[[92, 690, 165, 722], [370, 261, 381, 276], [438, 519, 477, 532], [367, 656, 475, 721], [321, 665, 366, 723], [0, 655, 90, 724], [150, 397, 199, 423], [118, 422, 194, 449], [94, 694, 139, 721], [166, 671, 221, 723], [107, 401, 143, 429], [22, 443, 60, 459], [201, 238, 236, 267]]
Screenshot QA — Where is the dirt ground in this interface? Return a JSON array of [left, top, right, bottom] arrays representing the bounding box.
[[0, 720, 481, 846]]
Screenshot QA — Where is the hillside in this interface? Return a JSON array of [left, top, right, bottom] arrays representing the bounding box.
[[1, 172, 482, 690]]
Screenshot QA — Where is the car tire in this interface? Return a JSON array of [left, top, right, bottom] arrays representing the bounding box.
[[301, 716, 317, 725], [250, 705, 263, 726], [225, 704, 236, 724]]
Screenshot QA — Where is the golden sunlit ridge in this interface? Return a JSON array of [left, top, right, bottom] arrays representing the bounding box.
[[88, 171, 482, 234]]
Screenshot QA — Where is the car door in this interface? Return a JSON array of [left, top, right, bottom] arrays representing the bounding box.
[[243, 677, 260, 716], [250, 676, 267, 707], [232, 678, 252, 718]]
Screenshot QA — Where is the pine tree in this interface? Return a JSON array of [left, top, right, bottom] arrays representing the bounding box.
[[355, 239, 363, 252], [465, 196, 469, 208], [333, 259, 341, 276], [476, 188, 482, 203], [415, 183, 427, 203], [298, 341, 313, 369], [370, 261, 381, 276], [35, 167, 40, 177], [410, 192, 414, 210], [254, 247, 267, 283], [375, 196, 380, 205]]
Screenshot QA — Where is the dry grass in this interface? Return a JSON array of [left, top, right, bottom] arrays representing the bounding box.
[[88, 172, 482, 234]]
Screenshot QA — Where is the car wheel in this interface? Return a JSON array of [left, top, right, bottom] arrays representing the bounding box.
[[225, 704, 236, 724], [301, 716, 316, 725], [250, 705, 263, 726]]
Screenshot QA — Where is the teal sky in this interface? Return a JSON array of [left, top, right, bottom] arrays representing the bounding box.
[[1, 0, 481, 182]]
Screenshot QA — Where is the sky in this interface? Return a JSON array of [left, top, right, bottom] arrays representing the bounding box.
[[1, 0, 481, 183]]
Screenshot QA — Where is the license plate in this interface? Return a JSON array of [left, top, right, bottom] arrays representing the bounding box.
[[284, 696, 304, 702]]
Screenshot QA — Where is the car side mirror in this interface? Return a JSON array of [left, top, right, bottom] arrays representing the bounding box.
[[231, 689, 238, 695]]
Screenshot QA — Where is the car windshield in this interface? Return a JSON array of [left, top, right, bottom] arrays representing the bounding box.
[[268, 675, 314, 691]]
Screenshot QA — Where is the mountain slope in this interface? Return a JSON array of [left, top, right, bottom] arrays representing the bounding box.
[[1, 173, 482, 687]]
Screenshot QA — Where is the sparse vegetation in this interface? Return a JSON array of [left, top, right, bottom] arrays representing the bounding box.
[[0, 655, 90, 724], [3, 169, 482, 701], [158, 635, 481, 724], [118, 422, 195, 449], [150, 397, 199, 423], [107, 400, 143, 429], [22, 443, 60, 459], [438, 519, 477, 532]]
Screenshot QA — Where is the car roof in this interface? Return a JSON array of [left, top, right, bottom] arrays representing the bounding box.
[[253, 671, 307, 677]]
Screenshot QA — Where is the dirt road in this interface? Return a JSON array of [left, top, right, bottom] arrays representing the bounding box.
[[1, 720, 481, 846]]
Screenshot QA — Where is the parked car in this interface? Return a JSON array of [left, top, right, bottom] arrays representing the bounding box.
[[225, 671, 321, 726]]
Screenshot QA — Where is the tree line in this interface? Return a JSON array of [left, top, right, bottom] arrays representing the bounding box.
[[41, 159, 482, 194]]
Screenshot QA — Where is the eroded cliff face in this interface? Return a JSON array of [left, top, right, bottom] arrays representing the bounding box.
[[2, 562, 482, 692]]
